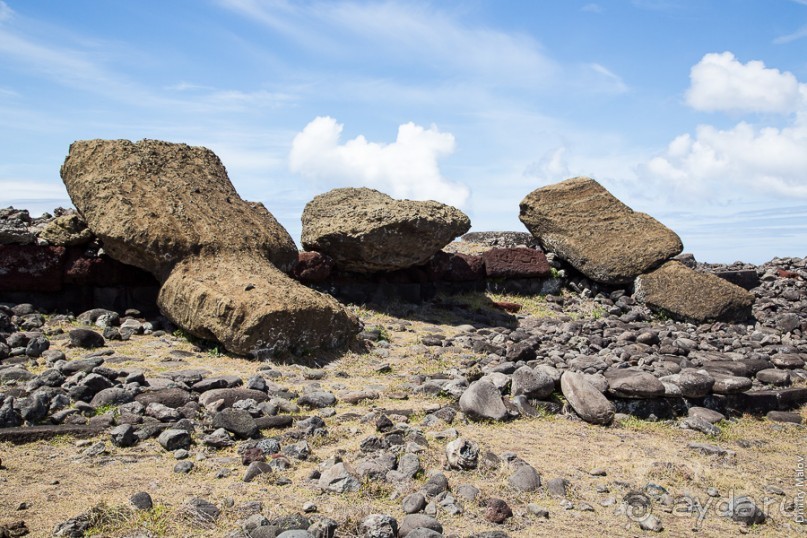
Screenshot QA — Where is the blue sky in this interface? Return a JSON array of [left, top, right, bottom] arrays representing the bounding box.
[[1, 0, 806, 264]]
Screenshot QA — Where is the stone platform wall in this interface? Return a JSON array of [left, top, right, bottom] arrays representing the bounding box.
[[0, 244, 160, 314], [0, 241, 557, 312]]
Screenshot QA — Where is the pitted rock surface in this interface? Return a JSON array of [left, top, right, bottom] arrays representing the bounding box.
[[635, 261, 754, 322], [60, 139, 297, 276], [158, 253, 357, 356], [301, 187, 470, 273], [519, 177, 682, 285]]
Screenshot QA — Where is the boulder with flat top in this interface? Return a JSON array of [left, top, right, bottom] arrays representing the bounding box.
[[301, 187, 470, 273], [519, 177, 682, 285]]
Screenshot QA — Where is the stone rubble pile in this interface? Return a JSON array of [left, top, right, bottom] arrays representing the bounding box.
[[0, 250, 803, 535]]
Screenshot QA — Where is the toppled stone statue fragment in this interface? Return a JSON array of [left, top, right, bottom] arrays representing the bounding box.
[[61, 139, 359, 356], [635, 261, 754, 322], [301, 187, 471, 273], [519, 177, 682, 285]]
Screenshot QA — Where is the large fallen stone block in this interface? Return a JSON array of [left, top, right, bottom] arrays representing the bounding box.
[[61, 139, 298, 277], [159, 253, 357, 355], [519, 177, 682, 285], [61, 139, 359, 356], [635, 261, 754, 322], [301, 187, 470, 273]]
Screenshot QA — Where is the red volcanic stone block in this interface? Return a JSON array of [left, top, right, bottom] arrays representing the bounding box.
[[293, 251, 335, 283], [0, 245, 66, 292], [493, 301, 522, 313], [776, 268, 800, 279], [63, 247, 156, 286], [427, 251, 485, 282], [482, 247, 550, 279]]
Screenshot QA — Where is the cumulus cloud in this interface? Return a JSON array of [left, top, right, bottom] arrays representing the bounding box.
[[638, 53, 807, 202], [686, 52, 805, 114], [289, 116, 470, 207], [641, 121, 807, 199]]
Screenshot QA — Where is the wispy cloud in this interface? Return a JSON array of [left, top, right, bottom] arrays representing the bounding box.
[[774, 24, 807, 44], [581, 3, 604, 13], [0, 1, 12, 22], [0, 26, 164, 107], [585, 63, 630, 93], [218, 0, 634, 99], [220, 0, 558, 89]]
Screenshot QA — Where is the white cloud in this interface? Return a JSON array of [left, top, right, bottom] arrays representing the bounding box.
[[289, 116, 470, 207], [686, 52, 805, 114], [0, 1, 12, 22], [639, 121, 807, 200], [637, 52, 807, 203], [581, 4, 604, 13], [524, 147, 571, 183]]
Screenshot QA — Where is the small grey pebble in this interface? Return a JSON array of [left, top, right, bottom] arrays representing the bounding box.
[[130, 492, 153, 511], [639, 514, 664, 532], [174, 461, 194, 473], [527, 503, 549, 518]]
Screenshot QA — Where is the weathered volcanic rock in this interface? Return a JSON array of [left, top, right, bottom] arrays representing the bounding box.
[[61, 139, 359, 356], [427, 251, 485, 282], [61, 139, 297, 276], [519, 177, 682, 285], [459, 380, 508, 421], [0, 208, 35, 244], [0, 245, 65, 292], [292, 251, 335, 283], [604, 369, 665, 399], [158, 253, 357, 356], [301, 187, 471, 273], [635, 261, 754, 322], [482, 248, 550, 279], [560, 371, 615, 425], [38, 213, 93, 246]]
